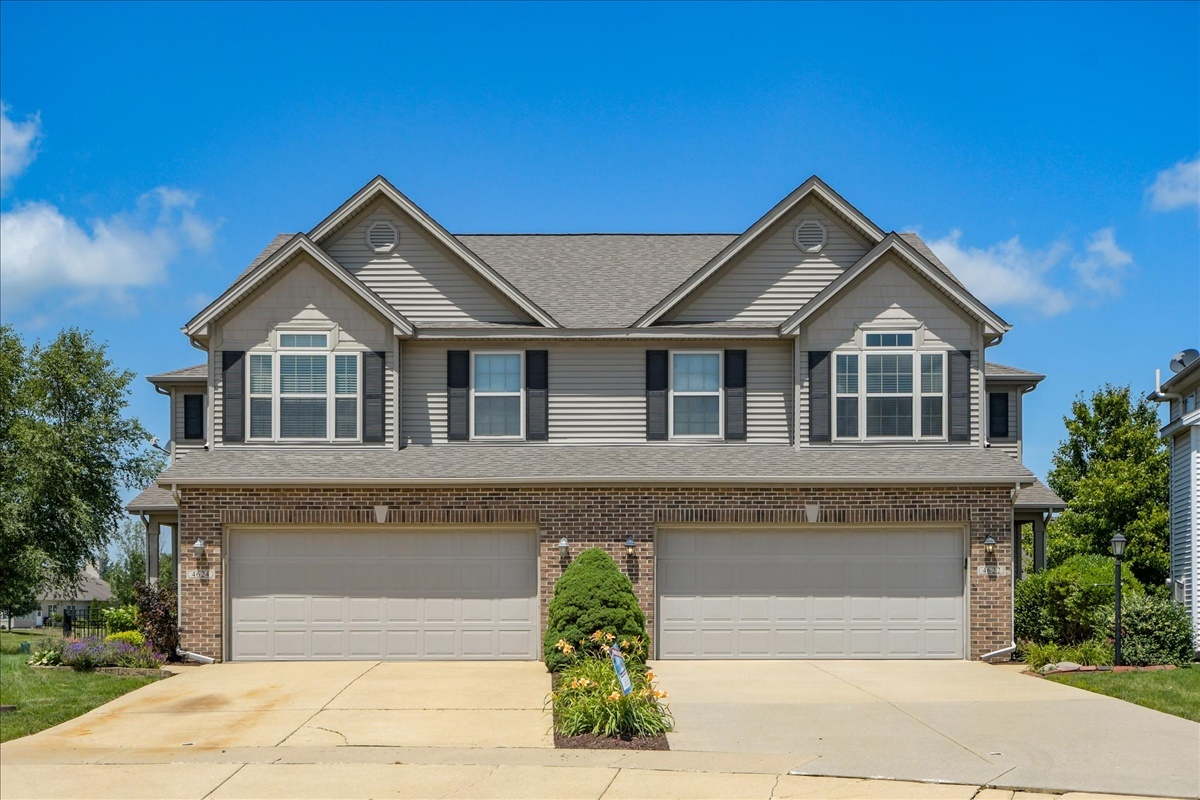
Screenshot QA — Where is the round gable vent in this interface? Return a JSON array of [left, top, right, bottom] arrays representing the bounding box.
[[794, 219, 827, 253], [366, 220, 398, 253]]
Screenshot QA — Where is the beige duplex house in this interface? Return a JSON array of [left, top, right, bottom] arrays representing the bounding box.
[[128, 176, 1061, 663]]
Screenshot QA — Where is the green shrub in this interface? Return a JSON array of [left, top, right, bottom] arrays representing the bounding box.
[[1018, 638, 1113, 669], [548, 635, 672, 738], [134, 582, 179, 660], [1110, 593, 1195, 666], [105, 630, 145, 647], [28, 638, 65, 666], [102, 605, 139, 634], [1022, 555, 1143, 645], [543, 548, 648, 672]]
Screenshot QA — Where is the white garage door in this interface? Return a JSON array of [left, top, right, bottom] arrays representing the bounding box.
[[229, 528, 538, 661], [657, 527, 965, 659]]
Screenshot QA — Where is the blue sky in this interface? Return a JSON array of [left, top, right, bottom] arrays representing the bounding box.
[[1, 1, 1197, 493]]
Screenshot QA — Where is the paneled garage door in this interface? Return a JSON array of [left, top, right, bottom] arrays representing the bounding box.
[[228, 528, 538, 661], [657, 527, 965, 659]]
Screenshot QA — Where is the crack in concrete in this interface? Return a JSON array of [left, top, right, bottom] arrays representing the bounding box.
[[306, 725, 351, 746], [436, 764, 498, 800], [200, 762, 246, 800], [597, 767, 621, 799], [275, 661, 381, 747]]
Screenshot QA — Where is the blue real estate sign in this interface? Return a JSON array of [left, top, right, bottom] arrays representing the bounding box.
[[610, 645, 633, 695]]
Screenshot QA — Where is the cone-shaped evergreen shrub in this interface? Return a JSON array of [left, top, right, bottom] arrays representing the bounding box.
[[543, 547, 648, 671]]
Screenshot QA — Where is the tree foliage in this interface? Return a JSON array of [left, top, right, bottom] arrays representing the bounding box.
[[0, 325, 162, 599], [102, 519, 149, 606], [1045, 384, 1169, 587]]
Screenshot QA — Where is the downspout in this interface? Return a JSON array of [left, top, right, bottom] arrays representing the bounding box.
[[1151, 368, 1182, 402]]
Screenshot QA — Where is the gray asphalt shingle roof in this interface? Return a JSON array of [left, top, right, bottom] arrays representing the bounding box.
[[147, 364, 207, 382], [126, 485, 178, 512], [157, 445, 1032, 486], [985, 362, 1046, 381], [1015, 479, 1066, 509]]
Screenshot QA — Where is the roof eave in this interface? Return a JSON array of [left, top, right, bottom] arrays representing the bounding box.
[[159, 474, 1034, 488], [306, 176, 561, 329], [633, 177, 887, 329]]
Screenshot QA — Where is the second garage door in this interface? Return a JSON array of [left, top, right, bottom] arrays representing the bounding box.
[[229, 527, 538, 661], [657, 527, 965, 659]]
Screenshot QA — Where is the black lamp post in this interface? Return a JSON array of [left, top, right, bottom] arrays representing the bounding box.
[[1111, 533, 1127, 667]]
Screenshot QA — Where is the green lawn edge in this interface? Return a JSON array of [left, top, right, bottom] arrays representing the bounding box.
[[1045, 667, 1200, 722]]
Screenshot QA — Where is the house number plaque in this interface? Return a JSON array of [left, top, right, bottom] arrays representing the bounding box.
[[186, 569, 216, 580], [976, 565, 1009, 576]]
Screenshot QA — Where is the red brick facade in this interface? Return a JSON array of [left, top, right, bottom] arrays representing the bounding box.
[[176, 485, 1014, 661]]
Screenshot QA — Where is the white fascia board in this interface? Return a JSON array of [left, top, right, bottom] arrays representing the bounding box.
[[307, 177, 560, 329], [633, 177, 887, 329], [160, 474, 1034, 488], [778, 235, 1011, 336], [183, 235, 414, 338], [413, 327, 784, 340]]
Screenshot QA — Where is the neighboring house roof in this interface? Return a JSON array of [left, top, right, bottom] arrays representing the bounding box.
[[126, 485, 178, 513], [157, 445, 1033, 487], [184, 234, 415, 338], [458, 234, 738, 329], [1158, 352, 1200, 395], [1014, 479, 1066, 510], [779, 234, 1010, 336], [41, 565, 112, 603], [985, 362, 1046, 382], [306, 176, 560, 328], [147, 364, 207, 384]]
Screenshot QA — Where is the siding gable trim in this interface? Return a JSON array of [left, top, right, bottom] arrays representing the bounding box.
[[779, 234, 1010, 337], [306, 176, 560, 328], [634, 176, 886, 328], [185, 234, 415, 338]]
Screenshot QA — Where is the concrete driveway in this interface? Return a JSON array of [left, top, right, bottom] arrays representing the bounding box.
[[652, 660, 1200, 798]]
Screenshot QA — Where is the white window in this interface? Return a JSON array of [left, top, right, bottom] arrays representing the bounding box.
[[472, 352, 523, 439], [246, 331, 361, 442], [833, 332, 945, 441], [670, 351, 722, 439]]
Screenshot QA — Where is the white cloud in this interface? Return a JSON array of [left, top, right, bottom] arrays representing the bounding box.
[[924, 231, 1074, 315], [0, 102, 42, 193], [925, 228, 1134, 316], [0, 188, 216, 310], [1146, 156, 1200, 211]]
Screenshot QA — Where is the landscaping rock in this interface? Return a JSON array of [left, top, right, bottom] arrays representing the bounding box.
[[1113, 665, 1136, 673], [1055, 661, 1081, 672], [1079, 665, 1097, 672], [1097, 665, 1113, 671], [1039, 664, 1058, 674]]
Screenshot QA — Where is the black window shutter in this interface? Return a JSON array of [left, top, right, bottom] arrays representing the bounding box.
[[808, 351, 831, 443], [988, 392, 1010, 439], [222, 351, 245, 443], [363, 351, 386, 442], [724, 349, 747, 441], [948, 349, 972, 442], [183, 394, 205, 440], [448, 350, 470, 441], [525, 350, 548, 441], [646, 350, 668, 441]]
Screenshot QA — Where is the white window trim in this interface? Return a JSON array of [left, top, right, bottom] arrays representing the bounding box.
[[246, 332, 362, 443], [831, 332, 947, 443], [470, 351, 525, 441], [668, 350, 724, 441]]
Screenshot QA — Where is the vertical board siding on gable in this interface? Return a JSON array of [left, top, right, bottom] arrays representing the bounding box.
[[800, 259, 982, 444], [402, 340, 792, 445], [323, 198, 528, 325], [1171, 432, 1194, 613], [670, 202, 870, 324]]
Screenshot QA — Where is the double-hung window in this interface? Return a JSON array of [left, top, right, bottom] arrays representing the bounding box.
[[247, 331, 361, 442], [670, 351, 722, 438], [472, 352, 523, 438], [833, 332, 945, 441]]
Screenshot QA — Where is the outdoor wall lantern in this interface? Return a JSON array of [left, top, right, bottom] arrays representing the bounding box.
[[193, 538, 205, 560], [625, 534, 636, 556], [983, 534, 997, 555], [1111, 533, 1128, 666], [558, 537, 570, 558], [805, 502, 820, 524]]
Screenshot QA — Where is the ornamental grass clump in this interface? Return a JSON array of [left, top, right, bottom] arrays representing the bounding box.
[[543, 547, 648, 672], [548, 632, 673, 739]]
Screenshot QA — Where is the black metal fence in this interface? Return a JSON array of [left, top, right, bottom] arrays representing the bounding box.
[[62, 610, 107, 639]]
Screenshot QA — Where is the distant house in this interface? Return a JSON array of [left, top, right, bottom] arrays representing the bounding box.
[[0, 565, 113, 629], [1151, 349, 1200, 649]]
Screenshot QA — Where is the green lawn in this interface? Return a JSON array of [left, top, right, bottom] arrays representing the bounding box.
[[1047, 667, 1200, 722], [0, 629, 161, 743]]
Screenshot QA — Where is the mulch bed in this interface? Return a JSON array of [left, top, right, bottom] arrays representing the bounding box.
[[549, 673, 671, 751]]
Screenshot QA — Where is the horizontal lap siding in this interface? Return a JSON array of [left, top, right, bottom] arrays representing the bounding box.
[[986, 387, 1020, 459], [1171, 432, 1194, 616], [172, 383, 209, 453], [324, 198, 527, 325], [402, 340, 793, 445], [671, 201, 870, 324]]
